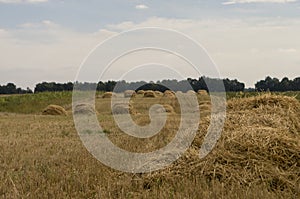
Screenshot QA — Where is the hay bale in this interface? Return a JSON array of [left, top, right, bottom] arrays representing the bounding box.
[[197, 90, 208, 95], [42, 105, 67, 116], [137, 90, 145, 95], [124, 90, 136, 98], [187, 90, 196, 95], [143, 91, 156, 98], [163, 90, 176, 98], [74, 103, 96, 115], [112, 103, 136, 115], [102, 92, 115, 98], [155, 91, 163, 96]]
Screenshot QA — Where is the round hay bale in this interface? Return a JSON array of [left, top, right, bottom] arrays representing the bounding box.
[[143, 90, 156, 98], [102, 92, 115, 98], [163, 90, 176, 98], [42, 105, 67, 116], [124, 90, 136, 98], [197, 90, 208, 95], [187, 90, 196, 95], [112, 103, 136, 115], [74, 103, 96, 115], [154, 91, 163, 96], [137, 90, 145, 95]]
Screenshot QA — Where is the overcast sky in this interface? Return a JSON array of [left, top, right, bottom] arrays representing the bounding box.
[[0, 0, 299, 88]]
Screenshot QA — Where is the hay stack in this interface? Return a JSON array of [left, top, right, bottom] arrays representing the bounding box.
[[42, 105, 67, 116], [112, 103, 136, 115], [74, 103, 97, 115], [102, 92, 115, 98], [143, 94, 300, 192], [197, 90, 208, 95], [124, 90, 136, 98], [163, 90, 176, 98], [143, 91, 156, 98], [154, 91, 163, 97], [137, 90, 145, 95], [187, 90, 196, 95]]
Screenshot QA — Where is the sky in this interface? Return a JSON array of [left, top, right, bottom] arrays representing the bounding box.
[[0, 0, 300, 88]]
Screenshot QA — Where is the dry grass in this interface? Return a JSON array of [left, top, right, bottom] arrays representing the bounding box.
[[0, 93, 299, 198]]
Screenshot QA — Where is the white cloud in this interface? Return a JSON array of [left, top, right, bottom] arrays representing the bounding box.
[[222, 0, 297, 5], [104, 17, 300, 87], [0, 0, 48, 4], [1, 17, 300, 88], [278, 48, 297, 53], [0, 20, 116, 88], [135, 4, 148, 10], [222, 1, 237, 5]]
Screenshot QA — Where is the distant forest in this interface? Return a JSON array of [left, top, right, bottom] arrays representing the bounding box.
[[0, 76, 299, 95]]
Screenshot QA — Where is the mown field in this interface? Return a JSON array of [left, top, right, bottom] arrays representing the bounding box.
[[0, 91, 299, 198]]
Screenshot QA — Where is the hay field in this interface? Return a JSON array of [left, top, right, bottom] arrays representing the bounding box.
[[0, 92, 299, 198]]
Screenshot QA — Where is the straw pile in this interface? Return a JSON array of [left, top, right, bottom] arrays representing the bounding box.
[[137, 90, 145, 95], [74, 103, 97, 115], [187, 90, 196, 95], [163, 90, 176, 99], [124, 90, 136, 98], [144, 94, 300, 193], [112, 103, 136, 115], [102, 92, 115, 98], [42, 105, 67, 116], [198, 90, 208, 96], [155, 91, 163, 97], [144, 91, 156, 98]]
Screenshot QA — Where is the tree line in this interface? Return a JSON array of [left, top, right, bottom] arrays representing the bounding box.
[[33, 77, 245, 93], [255, 76, 300, 92], [0, 83, 32, 94], [1, 76, 300, 95]]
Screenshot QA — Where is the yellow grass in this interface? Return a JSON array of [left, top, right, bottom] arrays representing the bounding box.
[[0, 93, 299, 198]]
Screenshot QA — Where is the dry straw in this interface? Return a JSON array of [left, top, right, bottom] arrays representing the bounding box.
[[143, 91, 156, 98], [163, 90, 176, 99], [137, 90, 145, 95], [42, 105, 67, 116], [155, 91, 163, 97], [124, 90, 136, 98], [112, 103, 137, 115], [187, 90, 196, 95], [74, 103, 97, 115], [102, 92, 115, 99], [198, 90, 208, 96], [144, 94, 300, 193]]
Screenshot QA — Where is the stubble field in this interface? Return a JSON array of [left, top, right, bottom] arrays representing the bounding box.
[[0, 91, 299, 198]]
